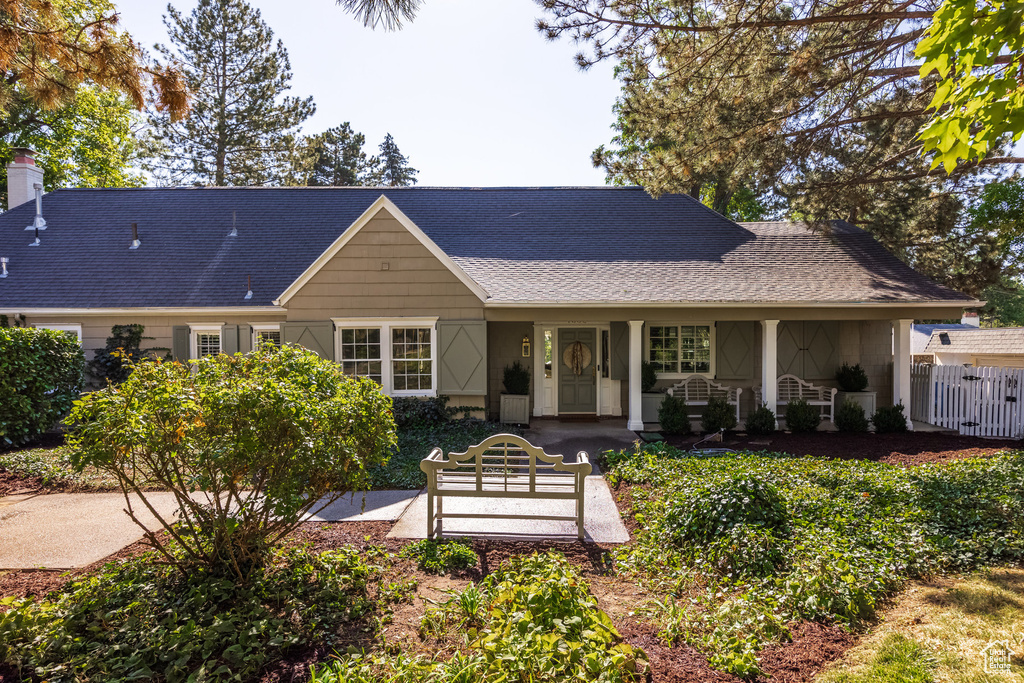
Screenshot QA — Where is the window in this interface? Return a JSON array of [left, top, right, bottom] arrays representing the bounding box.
[[333, 318, 437, 396], [601, 329, 610, 378], [647, 324, 712, 374], [339, 327, 382, 383], [189, 325, 222, 359], [251, 324, 282, 348], [544, 331, 553, 379], [32, 323, 82, 343]]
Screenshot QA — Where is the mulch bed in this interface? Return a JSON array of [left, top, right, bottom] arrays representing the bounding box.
[[662, 430, 1020, 466]]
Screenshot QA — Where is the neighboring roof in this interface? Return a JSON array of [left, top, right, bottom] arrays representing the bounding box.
[[924, 327, 1024, 355], [912, 323, 976, 354], [0, 186, 978, 309]]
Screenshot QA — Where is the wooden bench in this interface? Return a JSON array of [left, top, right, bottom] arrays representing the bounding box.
[[420, 434, 592, 541], [666, 376, 743, 424], [753, 374, 838, 422]]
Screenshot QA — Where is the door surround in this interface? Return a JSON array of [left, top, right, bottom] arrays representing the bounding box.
[[535, 322, 614, 417]]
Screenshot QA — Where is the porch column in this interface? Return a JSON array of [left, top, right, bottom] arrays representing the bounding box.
[[761, 319, 779, 428], [893, 318, 913, 430], [627, 320, 644, 431], [532, 323, 545, 417]]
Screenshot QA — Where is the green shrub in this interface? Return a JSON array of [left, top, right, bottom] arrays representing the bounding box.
[[88, 324, 168, 386], [835, 399, 870, 433], [503, 361, 530, 395], [873, 402, 909, 433], [702, 396, 738, 433], [836, 362, 870, 392], [641, 361, 658, 392], [391, 395, 452, 428], [745, 403, 776, 435], [658, 394, 691, 434], [784, 398, 821, 433], [663, 475, 790, 546], [400, 538, 478, 573], [67, 344, 396, 580], [0, 545, 382, 682], [0, 328, 83, 448]]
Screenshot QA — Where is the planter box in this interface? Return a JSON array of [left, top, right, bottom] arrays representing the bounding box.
[[500, 394, 530, 425], [836, 391, 876, 417], [641, 392, 666, 424]]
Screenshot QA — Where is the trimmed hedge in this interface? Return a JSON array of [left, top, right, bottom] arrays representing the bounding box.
[[0, 328, 83, 448]]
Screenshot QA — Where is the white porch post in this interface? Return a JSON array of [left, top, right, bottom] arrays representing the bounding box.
[[761, 320, 779, 428], [532, 323, 545, 417], [893, 318, 913, 430], [627, 320, 644, 431]]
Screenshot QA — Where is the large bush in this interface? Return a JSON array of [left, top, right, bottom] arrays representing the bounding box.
[[0, 328, 84, 448], [88, 324, 167, 385], [67, 344, 396, 579]]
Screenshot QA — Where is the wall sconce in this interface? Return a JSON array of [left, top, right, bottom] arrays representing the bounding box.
[[522, 335, 531, 357]]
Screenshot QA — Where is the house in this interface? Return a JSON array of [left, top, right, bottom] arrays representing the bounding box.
[[911, 318, 978, 363], [0, 151, 979, 429], [921, 327, 1024, 368]]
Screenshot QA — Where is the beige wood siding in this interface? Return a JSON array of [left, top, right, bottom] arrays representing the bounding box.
[[285, 213, 484, 321]]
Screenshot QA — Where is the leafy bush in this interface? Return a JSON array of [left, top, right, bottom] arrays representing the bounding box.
[[641, 360, 658, 392], [745, 403, 776, 435], [836, 362, 869, 392], [312, 552, 647, 683], [88, 324, 167, 386], [873, 402, 909, 433], [835, 399, 870, 433], [0, 328, 83, 448], [67, 344, 396, 579], [503, 361, 531, 395], [400, 538, 478, 574], [701, 396, 738, 433], [605, 445, 1024, 677], [390, 395, 453, 429], [0, 545, 383, 682], [658, 394, 691, 434], [784, 398, 821, 433]]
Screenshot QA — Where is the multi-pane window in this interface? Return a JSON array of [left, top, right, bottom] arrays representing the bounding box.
[[339, 328, 382, 383], [648, 325, 712, 374], [392, 327, 432, 391], [255, 329, 281, 347], [195, 332, 221, 358]]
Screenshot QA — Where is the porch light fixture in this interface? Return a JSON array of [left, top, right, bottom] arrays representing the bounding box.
[[522, 335, 531, 357]]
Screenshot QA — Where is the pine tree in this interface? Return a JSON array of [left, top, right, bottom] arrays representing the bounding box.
[[145, 0, 315, 186], [295, 123, 375, 186], [374, 133, 418, 187]]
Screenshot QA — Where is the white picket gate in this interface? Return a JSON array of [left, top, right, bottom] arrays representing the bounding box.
[[911, 363, 1024, 438]]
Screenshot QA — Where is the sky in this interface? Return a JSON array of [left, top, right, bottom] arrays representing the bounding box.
[[113, 0, 623, 187]]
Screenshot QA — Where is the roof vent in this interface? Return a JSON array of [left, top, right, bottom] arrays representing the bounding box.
[[228, 211, 238, 237], [129, 223, 141, 250], [28, 225, 40, 247], [0, 257, 8, 278], [24, 183, 46, 232], [244, 274, 252, 300]]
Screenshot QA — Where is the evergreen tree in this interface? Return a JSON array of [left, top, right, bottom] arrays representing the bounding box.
[[146, 0, 315, 186], [294, 123, 376, 186], [374, 133, 418, 187]]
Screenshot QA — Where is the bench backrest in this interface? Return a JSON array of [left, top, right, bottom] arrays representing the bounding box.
[[777, 374, 834, 402], [667, 375, 740, 403], [420, 433, 591, 493]]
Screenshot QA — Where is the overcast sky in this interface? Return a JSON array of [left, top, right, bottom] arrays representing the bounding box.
[[114, 0, 622, 186]]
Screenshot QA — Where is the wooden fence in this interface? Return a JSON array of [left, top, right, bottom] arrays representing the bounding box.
[[911, 363, 1024, 438]]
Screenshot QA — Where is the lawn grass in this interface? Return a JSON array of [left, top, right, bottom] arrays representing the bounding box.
[[820, 569, 1024, 683]]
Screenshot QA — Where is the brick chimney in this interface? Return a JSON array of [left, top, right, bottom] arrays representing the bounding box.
[[962, 311, 980, 327], [7, 148, 43, 210]]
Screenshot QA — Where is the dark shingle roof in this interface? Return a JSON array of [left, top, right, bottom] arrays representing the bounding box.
[[0, 186, 975, 308]]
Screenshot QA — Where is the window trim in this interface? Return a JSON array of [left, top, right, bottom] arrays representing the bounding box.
[[32, 323, 82, 343], [644, 322, 716, 378], [250, 323, 283, 349], [189, 324, 223, 359], [332, 317, 438, 397]]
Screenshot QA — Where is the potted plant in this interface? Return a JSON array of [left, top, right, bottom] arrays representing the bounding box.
[[640, 360, 665, 424], [835, 362, 876, 416], [500, 361, 531, 425]]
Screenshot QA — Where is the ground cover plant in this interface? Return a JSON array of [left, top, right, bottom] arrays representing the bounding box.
[[605, 442, 1024, 678], [370, 396, 521, 490], [0, 543, 396, 682], [309, 552, 648, 682], [400, 538, 478, 574]]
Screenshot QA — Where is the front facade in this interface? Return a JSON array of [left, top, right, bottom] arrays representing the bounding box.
[[0, 163, 978, 428]]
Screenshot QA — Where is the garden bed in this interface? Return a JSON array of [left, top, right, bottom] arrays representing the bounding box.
[[661, 430, 1018, 465]]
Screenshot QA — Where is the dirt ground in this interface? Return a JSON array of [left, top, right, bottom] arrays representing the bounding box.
[[663, 430, 1019, 466]]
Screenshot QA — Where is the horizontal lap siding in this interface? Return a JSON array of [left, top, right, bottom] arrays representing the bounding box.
[[285, 214, 485, 321]]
